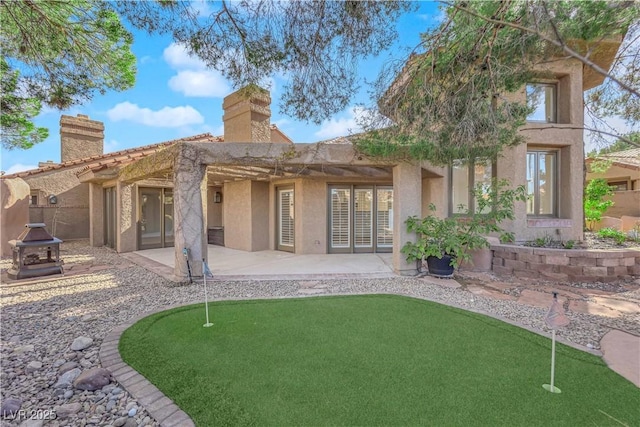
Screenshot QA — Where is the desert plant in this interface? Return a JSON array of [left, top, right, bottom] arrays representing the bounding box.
[[597, 227, 627, 245], [401, 179, 527, 269], [584, 179, 614, 231]]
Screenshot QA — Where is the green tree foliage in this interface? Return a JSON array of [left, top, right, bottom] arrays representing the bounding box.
[[0, 58, 48, 150], [115, 0, 414, 124], [584, 178, 615, 231], [0, 0, 136, 150], [357, 1, 639, 165]]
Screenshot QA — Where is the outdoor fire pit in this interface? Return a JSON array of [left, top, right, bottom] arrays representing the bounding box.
[[7, 223, 63, 280]]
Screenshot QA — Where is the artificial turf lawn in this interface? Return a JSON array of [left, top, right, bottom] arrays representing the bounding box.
[[119, 295, 639, 426]]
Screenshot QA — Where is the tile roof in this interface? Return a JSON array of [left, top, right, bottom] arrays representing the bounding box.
[[1, 133, 222, 179], [590, 148, 640, 169]]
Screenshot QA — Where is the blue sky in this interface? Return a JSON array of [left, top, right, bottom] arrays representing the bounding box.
[[1, 1, 443, 174]]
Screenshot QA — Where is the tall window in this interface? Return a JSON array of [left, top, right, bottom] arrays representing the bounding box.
[[526, 151, 557, 216], [526, 83, 557, 123], [450, 158, 494, 214]]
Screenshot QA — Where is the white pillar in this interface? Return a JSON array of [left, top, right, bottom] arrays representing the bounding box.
[[393, 162, 423, 275]]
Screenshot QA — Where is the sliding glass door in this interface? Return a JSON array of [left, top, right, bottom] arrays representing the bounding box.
[[139, 187, 174, 250], [329, 185, 392, 253]]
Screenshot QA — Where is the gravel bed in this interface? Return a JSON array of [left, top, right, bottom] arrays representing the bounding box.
[[1, 241, 638, 426]]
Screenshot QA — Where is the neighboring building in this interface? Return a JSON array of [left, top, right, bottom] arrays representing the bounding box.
[[1, 39, 621, 279], [586, 148, 640, 218]]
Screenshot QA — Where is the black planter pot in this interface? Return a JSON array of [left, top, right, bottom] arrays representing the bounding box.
[[425, 255, 455, 278]]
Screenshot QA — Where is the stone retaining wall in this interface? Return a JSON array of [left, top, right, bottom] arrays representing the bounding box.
[[491, 244, 640, 282]]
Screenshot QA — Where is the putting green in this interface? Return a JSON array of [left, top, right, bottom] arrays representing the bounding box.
[[120, 295, 639, 426]]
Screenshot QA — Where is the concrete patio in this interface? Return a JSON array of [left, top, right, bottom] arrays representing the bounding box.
[[128, 245, 395, 281]]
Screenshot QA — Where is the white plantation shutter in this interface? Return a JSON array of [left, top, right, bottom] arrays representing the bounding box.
[[376, 188, 393, 248], [330, 188, 350, 248], [354, 189, 372, 248], [279, 189, 294, 247]]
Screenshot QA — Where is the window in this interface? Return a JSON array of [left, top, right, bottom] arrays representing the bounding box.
[[608, 181, 628, 191], [526, 83, 557, 123], [29, 191, 39, 206], [450, 158, 494, 215], [526, 151, 557, 216]]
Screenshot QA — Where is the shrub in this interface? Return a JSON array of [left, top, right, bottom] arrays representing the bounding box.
[[597, 227, 627, 245], [584, 179, 614, 231]]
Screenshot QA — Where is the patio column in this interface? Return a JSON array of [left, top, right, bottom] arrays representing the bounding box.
[[393, 162, 422, 275], [88, 183, 104, 247], [173, 143, 207, 279]]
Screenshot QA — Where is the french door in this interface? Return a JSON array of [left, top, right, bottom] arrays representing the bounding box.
[[277, 187, 295, 252], [138, 187, 174, 250], [329, 185, 393, 253]]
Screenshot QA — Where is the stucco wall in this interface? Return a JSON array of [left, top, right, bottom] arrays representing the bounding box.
[[250, 181, 270, 251], [29, 207, 89, 240], [21, 167, 91, 240], [207, 186, 224, 227], [117, 182, 137, 253], [607, 191, 640, 218], [587, 163, 640, 190], [223, 180, 253, 251], [296, 179, 326, 254], [1, 178, 30, 256], [496, 58, 585, 243]]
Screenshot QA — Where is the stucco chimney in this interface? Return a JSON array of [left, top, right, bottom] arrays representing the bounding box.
[[60, 114, 104, 162], [222, 86, 271, 142]]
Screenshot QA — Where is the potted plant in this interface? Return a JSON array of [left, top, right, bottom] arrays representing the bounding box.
[[401, 179, 527, 277]]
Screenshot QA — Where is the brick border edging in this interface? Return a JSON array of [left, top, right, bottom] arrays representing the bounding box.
[[99, 304, 195, 427]]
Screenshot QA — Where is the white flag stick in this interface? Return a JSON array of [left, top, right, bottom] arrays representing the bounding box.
[[203, 259, 213, 328]]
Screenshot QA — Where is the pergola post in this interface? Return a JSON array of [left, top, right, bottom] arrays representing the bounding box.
[[173, 143, 207, 279]]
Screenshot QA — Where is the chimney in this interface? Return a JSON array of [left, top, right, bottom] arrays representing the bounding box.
[[60, 114, 104, 162], [222, 86, 271, 142]]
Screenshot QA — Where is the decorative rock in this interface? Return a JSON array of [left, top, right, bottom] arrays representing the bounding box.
[[110, 387, 122, 395], [70, 336, 93, 351], [127, 407, 137, 417], [55, 402, 82, 418], [25, 361, 43, 373], [19, 420, 44, 427], [123, 419, 138, 427], [13, 345, 35, 354], [73, 368, 111, 391], [1, 397, 22, 418], [106, 400, 116, 412], [113, 416, 128, 427], [58, 361, 78, 374], [63, 390, 74, 399], [53, 359, 66, 368], [54, 368, 81, 388]]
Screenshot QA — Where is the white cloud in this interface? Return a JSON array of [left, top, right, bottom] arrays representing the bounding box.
[[163, 43, 206, 70], [314, 107, 387, 139], [315, 108, 361, 139], [5, 163, 37, 174], [106, 102, 204, 128], [417, 10, 447, 24], [168, 70, 231, 98], [190, 0, 213, 17], [163, 43, 232, 98]]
